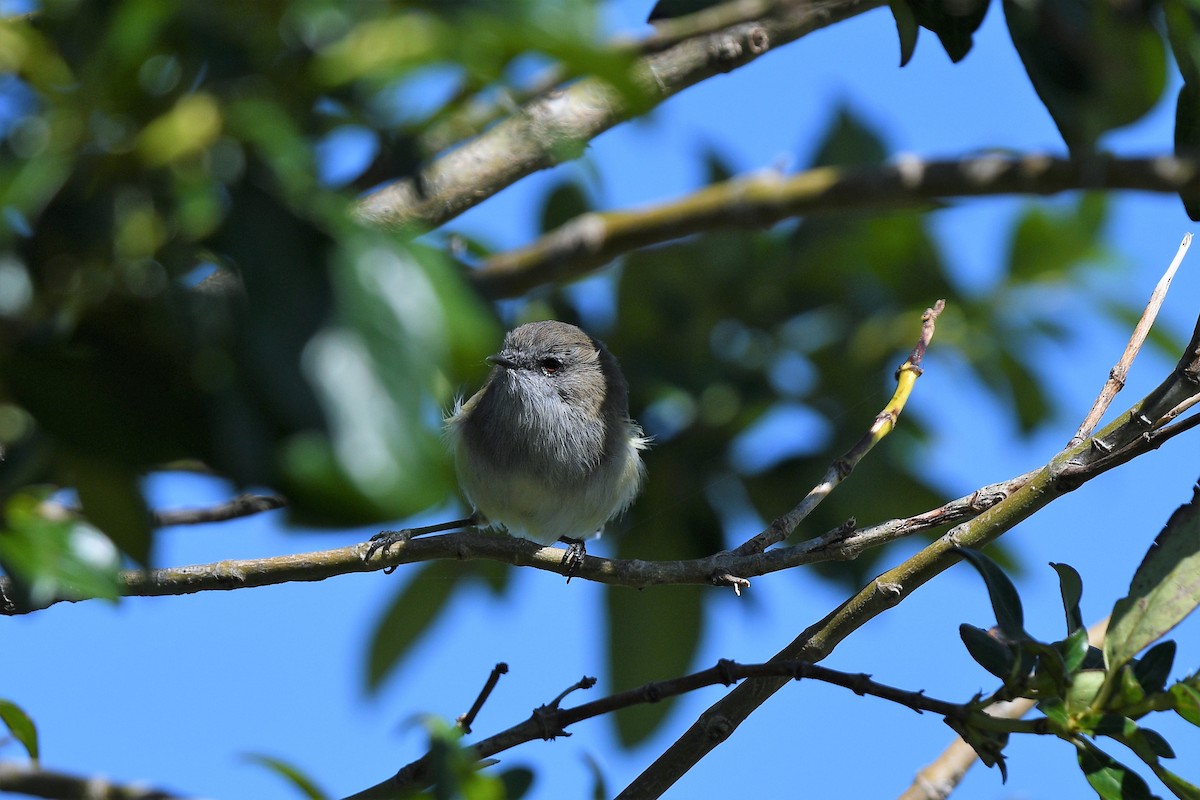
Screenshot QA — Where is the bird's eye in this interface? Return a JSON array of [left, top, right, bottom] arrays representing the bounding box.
[[540, 357, 562, 375]]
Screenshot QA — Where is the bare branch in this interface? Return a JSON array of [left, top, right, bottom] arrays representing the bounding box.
[[342, 657, 1040, 799], [0, 762, 185, 800], [0, 469, 1033, 616], [153, 493, 287, 526], [472, 155, 1200, 298], [1070, 232, 1193, 445], [731, 300, 944, 557], [354, 0, 885, 231], [456, 663, 509, 735]]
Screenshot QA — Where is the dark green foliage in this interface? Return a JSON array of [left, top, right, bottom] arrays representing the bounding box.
[[1002, 0, 1167, 155], [904, 0, 990, 62]]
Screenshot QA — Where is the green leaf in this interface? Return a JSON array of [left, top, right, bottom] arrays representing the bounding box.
[[1174, 82, 1200, 220], [960, 623, 1017, 681], [956, 548, 1026, 639], [1051, 561, 1086, 634], [1008, 194, 1107, 282], [809, 106, 889, 168], [0, 699, 39, 761], [498, 768, 535, 800], [1166, 0, 1200, 87], [606, 583, 704, 746], [1055, 626, 1091, 673], [1170, 682, 1200, 726], [242, 754, 328, 800], [889, 0, 920, 66], [0, 490, 122, 608], [1133, 641, 1177, 695], [1003, 0, 1168, 154], [1066, 670, 1107, 715], [1106, 484, 1200, 674], [69, 456, 152, 567], [1076, 739, 1156, 800], [906, 0, 989, 62], [581, 752, 609, 800], [366, 560, 467, 692], [539, 180, 592, 235]]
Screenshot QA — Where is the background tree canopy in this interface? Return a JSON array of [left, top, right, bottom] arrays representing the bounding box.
[[1, 1, 1199, 799]]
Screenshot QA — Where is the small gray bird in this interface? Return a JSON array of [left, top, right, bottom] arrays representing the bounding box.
[[367, 320, 647, 574]]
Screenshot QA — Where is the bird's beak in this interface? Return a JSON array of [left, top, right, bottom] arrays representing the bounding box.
[[487, 353, 519, 369]]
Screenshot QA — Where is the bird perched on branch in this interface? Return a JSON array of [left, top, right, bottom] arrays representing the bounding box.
[[367, 320, 647, 576]]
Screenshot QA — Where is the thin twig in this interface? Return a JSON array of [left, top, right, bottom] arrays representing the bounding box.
[[38, 493, 287, 528], [342, 656, 1044, 800], [731, 300, 944, 558], [456, 663, 509, 735], [1070, 232, 1192, 445]]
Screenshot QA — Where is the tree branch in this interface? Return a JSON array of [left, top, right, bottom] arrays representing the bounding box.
[[471, 155, 1200, 298], [341, 656, 1045, 799], [1070, 232, 1192, 445], [353, 0, 886, 231], [0, 762, 184, 800], [616, 307, 1200, 798], [0, 471, 1010, 614]]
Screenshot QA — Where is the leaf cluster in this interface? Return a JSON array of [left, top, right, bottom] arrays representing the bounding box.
[[952, 482, 1200, 798]]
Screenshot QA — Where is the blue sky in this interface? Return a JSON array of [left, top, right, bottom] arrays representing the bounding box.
[[4, 2, 1200, 799]]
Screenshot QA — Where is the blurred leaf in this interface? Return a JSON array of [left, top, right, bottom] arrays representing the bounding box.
[[809, 105, 889, 167], [0, 489, 122, 608], [1166, 0, 1200, 86], [1003, 0, 1167, 154], [581, 752, 609, 800], [367, 560, 468, 692], [606, 581, 704, 746], [1175, 82, 1200, 220], [539, 180, 591, 235], [1106, 484, 1200, 674], [69, 456, 152, 566], [1008, 194, 1107, 281], [905, 0, 989, 62], [889, 0, 920, 67], [0, 699, 39, 761], [960, 623, 1016, 680], [956, 548, 1026, 639], [1077, 739, 1156, 800], [499, 767, 535, 800], [1050, 561, 1085, 634], [647, 0, 726, 22], [1133, 641, 1177, 695], [242, 754, 328, 800]]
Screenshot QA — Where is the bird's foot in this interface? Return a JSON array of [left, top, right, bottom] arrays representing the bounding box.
[[365, 529, 413, 574], [559, 537, 587, 583]]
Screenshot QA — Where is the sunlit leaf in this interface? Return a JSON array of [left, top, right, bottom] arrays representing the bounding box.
[[1106, 484, 1200, 674], [1076, 740, 1156, 800]]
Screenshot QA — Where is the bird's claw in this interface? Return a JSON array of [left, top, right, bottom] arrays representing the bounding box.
[[365, 529, 412, 574], [560, 538, 586, 583]]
